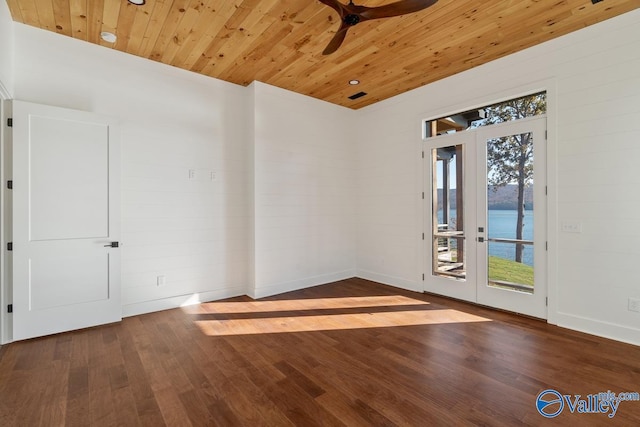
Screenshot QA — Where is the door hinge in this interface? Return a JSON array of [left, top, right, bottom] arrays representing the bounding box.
[[545, 241, 548, 251], [422, 273, 425, 281], [545, 130, 547, 140], [422, 192, 424, 200], [422, 233, 424, 240], [7, 242, 12, 251], [7, 118, 12, 127], [545, 297, 548, 307], [7, 304, 12, 313], [422, 151, 424, 159], [545, 185, 547, 195], [7, 180, 12, 189]]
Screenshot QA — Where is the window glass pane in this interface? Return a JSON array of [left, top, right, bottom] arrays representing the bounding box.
[[432, 145, 465, 280], [485, 133, 535, 294], [425, 92, 546, 138]]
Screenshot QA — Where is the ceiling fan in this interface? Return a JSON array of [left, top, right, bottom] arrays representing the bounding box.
[[318, 0, 438, 55]]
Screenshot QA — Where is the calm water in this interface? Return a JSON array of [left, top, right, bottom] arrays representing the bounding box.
[[488, 210, 534, 266], [440, 209, 534, 266]]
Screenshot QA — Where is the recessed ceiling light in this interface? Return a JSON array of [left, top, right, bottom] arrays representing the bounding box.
[[349, 79, 360, 85], [100, 32, 117, 43], [128, 0, 146, 5]]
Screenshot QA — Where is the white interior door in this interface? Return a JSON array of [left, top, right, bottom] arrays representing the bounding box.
[[424, 116, 546, 319], [12, 100, 120, 341]]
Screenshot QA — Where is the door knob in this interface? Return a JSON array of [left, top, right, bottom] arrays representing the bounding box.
[[104, 242, 119, 248]]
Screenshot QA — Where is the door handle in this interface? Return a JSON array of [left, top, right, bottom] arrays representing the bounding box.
[[104, 242, 119, 248]]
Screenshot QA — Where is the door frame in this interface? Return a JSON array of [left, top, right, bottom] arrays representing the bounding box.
[[0, 83, 10, 344], [422, 109, 552, 319]]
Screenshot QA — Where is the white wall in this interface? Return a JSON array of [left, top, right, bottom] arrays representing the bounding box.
[[250, 82, 356, 298], [9, 23, 358, 315], [356, 9, 640, 345], [355, 97, 424, 292], [13, 24, 251, 316], [0, 0, 13, 95]]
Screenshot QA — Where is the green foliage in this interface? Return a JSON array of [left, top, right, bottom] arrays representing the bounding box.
[[475, 92, 546, 189], [482, 93, 547, 125], [488, 256, 534, 287]]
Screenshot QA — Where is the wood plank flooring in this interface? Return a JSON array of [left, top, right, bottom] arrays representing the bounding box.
[[1, 278, 639, 426]]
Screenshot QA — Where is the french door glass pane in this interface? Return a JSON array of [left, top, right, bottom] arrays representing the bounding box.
[[486, 133, 534, 293], [432, 145, 465, 280]]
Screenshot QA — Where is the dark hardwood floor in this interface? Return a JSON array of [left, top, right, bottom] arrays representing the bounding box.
[[1, 278, 639, 426]]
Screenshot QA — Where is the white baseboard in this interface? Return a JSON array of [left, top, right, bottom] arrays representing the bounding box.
[[355, 270, 422, 293], [351, 272, 640, 347], [122, 286, 247, 318], [555, 312, 640, 347], [251, 269, 356, 299]]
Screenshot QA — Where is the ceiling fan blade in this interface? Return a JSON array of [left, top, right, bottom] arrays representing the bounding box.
[[359, 0, 438, 21], [318, 0, 346, 17], [323, 24, 350, 55]]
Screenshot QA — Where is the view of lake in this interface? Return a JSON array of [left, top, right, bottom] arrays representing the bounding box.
[[439, 209, 534, 266], [488, 210, 534, 266]]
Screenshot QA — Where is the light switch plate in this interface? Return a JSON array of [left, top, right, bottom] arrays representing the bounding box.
[[560, 221, 582, 233]]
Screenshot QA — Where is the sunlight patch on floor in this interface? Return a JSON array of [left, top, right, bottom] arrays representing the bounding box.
[[194, 308, 491, 336], [182, 295, 430, 315]]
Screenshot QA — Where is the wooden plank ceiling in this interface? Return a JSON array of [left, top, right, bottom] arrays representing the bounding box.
[[5, 0, 640, 109]]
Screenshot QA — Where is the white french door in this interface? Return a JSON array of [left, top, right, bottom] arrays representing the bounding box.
[[12, 101, 121, 340], [424, 130, 478, 303], [424, 116, 547, 319], [476, 117, 547, 318]]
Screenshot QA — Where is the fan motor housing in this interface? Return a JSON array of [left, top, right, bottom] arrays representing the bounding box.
[[344, 14, 360, 26]]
